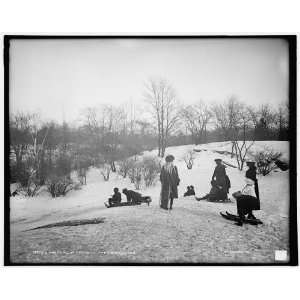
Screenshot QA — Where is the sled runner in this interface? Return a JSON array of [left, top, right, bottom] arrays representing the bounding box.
[[220, 211, 263, 225], [105, 196, 152, 208], [226, 211, 263, 225], [222, 160, 237, 169]]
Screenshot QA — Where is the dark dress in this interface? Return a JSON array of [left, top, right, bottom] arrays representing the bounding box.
[[236, 195, 260, 216], [246, 167, 260, 201], [160, 165, 180, 209], [212, 164, 229, 200]]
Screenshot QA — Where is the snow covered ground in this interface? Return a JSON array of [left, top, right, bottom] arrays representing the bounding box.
[[10, 141, 290, 263]]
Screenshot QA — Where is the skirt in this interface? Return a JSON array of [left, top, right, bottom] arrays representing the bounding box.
[[236, 195, 260, 215]]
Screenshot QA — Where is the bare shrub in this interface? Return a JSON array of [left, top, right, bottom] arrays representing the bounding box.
[[128, 161, 143, 189], [141, 156, 161, 187], [117, 158, 135, 178], [250, 147, 282, 176], [20, 176, 43, 197], [18, 159, 43, 197], [46, 176, 74, 197], [183, 150, 196, 169]]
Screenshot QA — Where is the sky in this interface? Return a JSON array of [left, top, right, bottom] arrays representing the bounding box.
[[9, 38, 289, 123]]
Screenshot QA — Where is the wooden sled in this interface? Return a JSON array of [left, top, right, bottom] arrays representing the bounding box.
[[222, 160, 238, 169], [220, 211, 263, 225], [105, 196, 152, 208]]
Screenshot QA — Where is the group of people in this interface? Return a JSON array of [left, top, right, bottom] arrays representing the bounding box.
[[196, 158, 231, 202], [106, 152, 260, 226], [159, 154, 260, 226], [106, 188, 151, 207]]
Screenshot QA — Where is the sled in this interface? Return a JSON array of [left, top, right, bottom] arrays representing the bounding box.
[[220, 211, 263, 225], [105, 196, 152, 208], [222, 160, 238, 169], [225, 211, 263, 224], [207, 198, 232, 203]]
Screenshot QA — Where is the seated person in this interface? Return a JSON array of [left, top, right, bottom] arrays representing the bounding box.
[[189, 186, 195, 196], [184, 186, 195, 197], [196, 180, 223, 201], [184, 186, 191, 197], [232, 178, 260, 226], [108, 187, 122, 206], [122, 188, 142, 204]]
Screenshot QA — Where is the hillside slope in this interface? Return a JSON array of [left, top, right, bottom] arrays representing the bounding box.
[[10, 141, 290, 263]]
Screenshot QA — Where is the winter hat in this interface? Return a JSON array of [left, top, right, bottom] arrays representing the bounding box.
[[165, 155, 175, 162]]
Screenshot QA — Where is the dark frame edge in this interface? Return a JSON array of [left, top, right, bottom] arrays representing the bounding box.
[[287, 35, 298, 266], [4, 35, 11, 265], [3, 34, 298, 266]]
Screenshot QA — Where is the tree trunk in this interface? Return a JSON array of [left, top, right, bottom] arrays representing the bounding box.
[[110, 161, 116, 172]]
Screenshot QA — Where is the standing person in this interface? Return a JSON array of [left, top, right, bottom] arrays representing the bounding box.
[[160, 155, 180, 210], [245, 161, 259, 201], [212, 158, 229, 201]]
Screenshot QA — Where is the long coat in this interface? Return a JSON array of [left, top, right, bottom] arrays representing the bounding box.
[[236, 178, 260, 215], [212, 164, 229, 200], [160, 165, 180, 209], [246, 167, 260, 201]]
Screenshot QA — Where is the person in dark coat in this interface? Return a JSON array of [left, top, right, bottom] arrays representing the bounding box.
[[212, 158, 230, 201], [196, 180, 223, 201], [232, 161, 261, 226], [184, 186, 195, 197], [122, 188, 142, 204], [107, 187, 122, 206], [189, 186, 195, 196], [160, 155, 180, 210], [245, 161, 259, 201]]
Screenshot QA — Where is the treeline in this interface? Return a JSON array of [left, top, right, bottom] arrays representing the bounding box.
[[9, 109, 159, 196], [9, 78, 289, 196], [144, 79, 289, 157]]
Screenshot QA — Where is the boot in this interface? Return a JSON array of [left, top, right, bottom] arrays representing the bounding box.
[[235, 215, 244, 226], [247, 212, 257, 220]]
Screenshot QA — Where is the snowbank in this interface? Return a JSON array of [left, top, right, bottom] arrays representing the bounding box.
[[10, 141, 290, 263]]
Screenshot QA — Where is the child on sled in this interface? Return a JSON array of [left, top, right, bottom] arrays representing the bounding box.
[[105, 187, 122, 207]]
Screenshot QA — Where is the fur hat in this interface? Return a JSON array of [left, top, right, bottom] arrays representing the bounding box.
[[165, 155, 175, 162]]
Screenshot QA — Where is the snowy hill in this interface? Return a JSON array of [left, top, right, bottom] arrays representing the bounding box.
[[10, 141, 290, 263]]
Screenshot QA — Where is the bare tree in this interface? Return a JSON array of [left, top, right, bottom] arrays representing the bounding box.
[[144, 78, 179, 157], [248, 104, 277, 140], [212, 97, 254, 170], [182, 150, 196, 169], [10, 112, 33, 170], [181, 101, 212, 145], [211, 97, 243, 141], [276, 103, 289, 140], [231, 108, 255, 170]]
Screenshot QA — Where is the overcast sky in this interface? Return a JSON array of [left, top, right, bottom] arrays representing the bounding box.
[[9, 38, 289, 123]]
